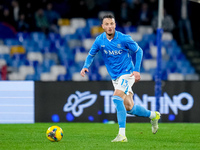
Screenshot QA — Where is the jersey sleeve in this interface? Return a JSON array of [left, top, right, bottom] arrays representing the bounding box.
[[123, 35, 140, 53], [83, 37, 100, 69], [88, 37, 100, 56], [123, 35, 143, 72]]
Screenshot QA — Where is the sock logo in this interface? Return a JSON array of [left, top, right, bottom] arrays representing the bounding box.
[[63, 91, 97, 117]]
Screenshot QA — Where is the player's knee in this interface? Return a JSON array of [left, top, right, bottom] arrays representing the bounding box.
[[113, 89, 126, 99]]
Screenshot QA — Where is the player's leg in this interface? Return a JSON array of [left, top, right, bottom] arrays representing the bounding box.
[[111, 89, 127, 142], [125, 93, 151, 118], [111, 77, 129, 142], [124, 91, 161, 134]]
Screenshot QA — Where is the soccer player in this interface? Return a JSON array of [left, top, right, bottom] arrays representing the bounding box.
[[80, 14, 160, 142]]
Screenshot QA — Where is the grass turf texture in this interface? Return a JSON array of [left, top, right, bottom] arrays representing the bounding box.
[[0, 123, 200, 150]]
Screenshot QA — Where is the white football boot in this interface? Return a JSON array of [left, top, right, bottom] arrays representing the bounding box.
[[111, 134, 128, 142], [151, 111, 161, 134]]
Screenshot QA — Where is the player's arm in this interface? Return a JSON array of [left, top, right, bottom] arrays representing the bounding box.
[[124, 35, 143, 82], [80, 54, 95, 77], [130, 47, 143, 82], [80, 38, 100, 77]]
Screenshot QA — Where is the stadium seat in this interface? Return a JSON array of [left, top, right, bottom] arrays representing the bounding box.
[[90, 26, 104, 37], [58, 18, 70, 26], [75, 52, 88, 62], [52, 39, 65, 50], [10, 46, 25, 55], [42, 59, 56, 71], [0, 45, 10, 54], [140, 73, 153, 81], [86, 18, 100, 28], [22, 39, 38, 51], [27, 52, 43, 64], [70, 18, 86, 29], [185, 74, 199, 81], [98, 66, 110, 80], [67, 39, 82, 49], [31, 32, 46, 42], [8, 72, 25, 80], [19, 65, 35, 79], [43, 52, 58, 64], [37, 40, 51, 50], [48, 32, 61, 41], [143, 59, 157, 71], [40, 72, 57, 81], [168, 73, 184, 81], [16, 32, 30, 42], [4, 39, 20, 46], [142, 33, 156, 43], [137, 26, 153, 35], [57, 74, 70, 81], [25, 60, 39, 68], [149, 45, 167, 58], [11, 53, 26, 61], [25, 74, 40, 81], [25, 45, 40, 53], [50, 65, 67, 77], [82, 38, 95, 51], [59, 26, 76, 37], [0, 59, 6, 68], [162, 32, 173, 41], [0, 54, 10, 65], [123, 26, 137, 34], [72, 72, 89, 81], [128, 32, 143, 42], [75, 27, 91, 40]]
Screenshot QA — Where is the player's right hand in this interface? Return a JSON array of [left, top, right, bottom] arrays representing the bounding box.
[[80, 68, 89, 77]]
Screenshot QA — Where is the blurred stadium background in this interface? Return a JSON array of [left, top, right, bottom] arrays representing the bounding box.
[[0, 0, 200, 124], [1, 1, 200, 149], [0, 0, 200, 81]]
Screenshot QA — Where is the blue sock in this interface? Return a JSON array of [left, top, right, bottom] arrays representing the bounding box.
[[112, 96, 126, 128], [127, 105, 151, 118]]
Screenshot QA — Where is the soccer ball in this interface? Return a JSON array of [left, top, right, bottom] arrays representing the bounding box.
[[46, 125, 63, 142]]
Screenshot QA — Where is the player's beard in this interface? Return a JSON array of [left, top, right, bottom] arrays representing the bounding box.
[[107, 31, 114, 37]]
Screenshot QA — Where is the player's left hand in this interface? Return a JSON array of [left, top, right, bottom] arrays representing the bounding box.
[[130, 71, 141, 82]]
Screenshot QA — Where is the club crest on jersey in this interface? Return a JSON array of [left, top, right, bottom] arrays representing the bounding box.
[[117, 44, 121, 48]]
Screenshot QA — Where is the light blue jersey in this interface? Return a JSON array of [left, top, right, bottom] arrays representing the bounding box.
[[83, 31, 143, 80]]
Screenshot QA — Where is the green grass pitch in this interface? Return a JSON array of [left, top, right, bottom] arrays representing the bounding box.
[[0, 123, 200, 150]]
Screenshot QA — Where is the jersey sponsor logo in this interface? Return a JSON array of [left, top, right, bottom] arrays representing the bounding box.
[[101, 45, 105, 47], [63, 91, 97, 117], [104, 50, 123, 55]]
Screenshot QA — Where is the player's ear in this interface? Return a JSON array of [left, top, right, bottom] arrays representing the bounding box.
[[102, 24, 104, 30]]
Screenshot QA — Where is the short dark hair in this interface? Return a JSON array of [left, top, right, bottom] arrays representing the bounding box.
[[101, 14, 115, 23]]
